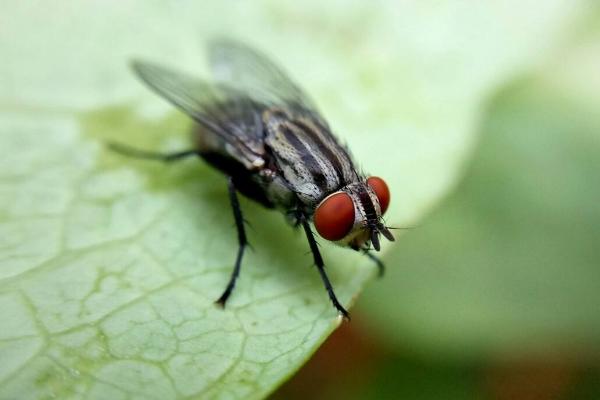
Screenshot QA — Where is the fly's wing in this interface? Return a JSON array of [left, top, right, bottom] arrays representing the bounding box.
[[208, 38, 329, 128], [209, 39, 359, 183], [131, 61, 266, 169]]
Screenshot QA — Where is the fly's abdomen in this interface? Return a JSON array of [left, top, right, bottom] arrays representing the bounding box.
[[263, 109, 358, 206]]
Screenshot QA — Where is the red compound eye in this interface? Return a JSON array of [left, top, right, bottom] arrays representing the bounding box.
[[314, 192, 355, 241], [367, 176, 390, 214]]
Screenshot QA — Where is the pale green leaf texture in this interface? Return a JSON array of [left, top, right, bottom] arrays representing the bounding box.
[[0, 1, 589, 399]]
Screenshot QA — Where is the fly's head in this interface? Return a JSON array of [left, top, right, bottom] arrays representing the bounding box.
[[313, 177, 395, 251]]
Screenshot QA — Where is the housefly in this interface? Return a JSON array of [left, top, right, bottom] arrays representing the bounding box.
[[109, 39, 394, 319]]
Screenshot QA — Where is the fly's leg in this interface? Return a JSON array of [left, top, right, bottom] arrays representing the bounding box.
[[112, 139, 248, 306], [215, 177, 248, 307], [108, 141, 201, 162], [350, 245, 385, 278], [298, 211, 350, 320], [362, 250, 385, 277]]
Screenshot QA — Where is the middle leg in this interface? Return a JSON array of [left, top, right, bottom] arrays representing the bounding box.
[[215, 177, 249, 307]]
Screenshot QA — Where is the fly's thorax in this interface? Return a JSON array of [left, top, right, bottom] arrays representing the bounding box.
[[258, 170, 296, 209], [262, 108, 359, 206]]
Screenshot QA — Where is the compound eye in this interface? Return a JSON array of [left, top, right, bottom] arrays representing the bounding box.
[[367, 176, 390, 214], [314, 192, 355, 241]]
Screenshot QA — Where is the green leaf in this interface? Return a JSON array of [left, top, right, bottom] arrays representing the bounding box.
[[0, 1, 587, 398], [359, 21, 600, 359]]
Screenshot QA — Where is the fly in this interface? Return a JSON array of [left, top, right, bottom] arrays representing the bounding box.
[[109, 39, 395, 319]]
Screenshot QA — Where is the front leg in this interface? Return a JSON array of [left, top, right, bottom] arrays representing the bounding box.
[[362, 250, 385, 277], [297, 210, 350, 320], [350, 244, 385, 277]]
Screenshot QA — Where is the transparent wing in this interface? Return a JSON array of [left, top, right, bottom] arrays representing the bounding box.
[[208, 38, 326, 122], [131, 60, 266, 165]]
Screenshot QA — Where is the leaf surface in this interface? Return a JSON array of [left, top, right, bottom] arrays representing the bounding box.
[[0, 1, 586, 398]]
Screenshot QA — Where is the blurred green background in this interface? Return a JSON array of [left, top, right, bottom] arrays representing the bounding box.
[[275, 14, 600, 398], [275, 71, 600, 399], [2, 1, 600, 399]]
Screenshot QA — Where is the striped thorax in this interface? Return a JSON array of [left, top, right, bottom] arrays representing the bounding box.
[[262, 108, 393, 250], [263, 108, 357, 205]]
